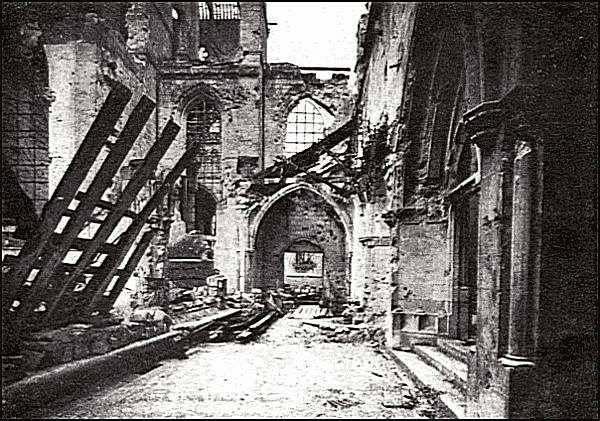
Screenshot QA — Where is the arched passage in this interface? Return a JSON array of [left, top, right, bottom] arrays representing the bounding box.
[[251, 187, 350, 301]]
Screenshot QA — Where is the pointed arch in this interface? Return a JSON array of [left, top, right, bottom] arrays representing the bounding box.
[[176, 82, 223, 118], [247, 182, 352, 251]]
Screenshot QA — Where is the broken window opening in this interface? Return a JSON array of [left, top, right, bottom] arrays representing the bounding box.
[[186, 95, 222, 235], [198, 2, 241, 20], [284, 98, 334, 158]]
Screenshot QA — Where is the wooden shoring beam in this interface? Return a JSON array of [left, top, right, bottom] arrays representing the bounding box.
[[286, 160, 352, 196], [91, 229, 155, 315], [1, 84, 132, 319], [14, 96, 156, 321], [49, 230, 155, 325], [44, 120, 180, 320], [82, 144, 200, 315]]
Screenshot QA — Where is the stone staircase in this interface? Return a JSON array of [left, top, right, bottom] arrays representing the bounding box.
[[384, 337, 472, 418]]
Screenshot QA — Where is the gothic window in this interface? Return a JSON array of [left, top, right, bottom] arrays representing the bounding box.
[[198, 2, 240, 20], [186, 97, 222, 199], [284, 98, 334, 158]]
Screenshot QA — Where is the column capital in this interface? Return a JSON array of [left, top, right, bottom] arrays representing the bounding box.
[[462, 85, 546, 153]]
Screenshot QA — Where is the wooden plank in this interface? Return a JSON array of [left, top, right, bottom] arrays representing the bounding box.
[[249, 311, 276, 331], [62, 209, 105, 224], [69, 238, 118, 255], [172, 309, 242, 331], [45, 120, 180, 319], [257, 119, 356, 179], [1, 84, 132, 319], [15, 96, 155, 321], [235, 311, 277, 342], [82, 144, 199, 314]]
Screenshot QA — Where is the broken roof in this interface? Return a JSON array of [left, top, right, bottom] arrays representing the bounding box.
[[254, 118, 357, 180]]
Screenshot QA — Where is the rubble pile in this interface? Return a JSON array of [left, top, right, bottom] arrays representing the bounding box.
[[168, 279, 287, 347], [290, 298, 386, 345]]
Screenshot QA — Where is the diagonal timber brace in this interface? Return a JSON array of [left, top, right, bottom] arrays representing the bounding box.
[[82, 143, 201, 316], [42, 120, 181, 321], [2, 83, 133, 321], [15, 96, 156, 320]]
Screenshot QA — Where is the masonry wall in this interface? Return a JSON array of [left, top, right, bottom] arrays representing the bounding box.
[[2, 63, 49, 216], [351, 3, 438, 334], [355, 3, 414, 129]]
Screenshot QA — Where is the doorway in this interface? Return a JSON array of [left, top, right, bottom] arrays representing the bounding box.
[[454, 190, 479, 343]]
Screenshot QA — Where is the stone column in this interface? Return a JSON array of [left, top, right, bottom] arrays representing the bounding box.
[[501, 137, 537, 366]]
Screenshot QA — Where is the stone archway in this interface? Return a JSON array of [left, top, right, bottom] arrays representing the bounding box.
[[248, 182, 352, 251], [246, 183, 351, 297]]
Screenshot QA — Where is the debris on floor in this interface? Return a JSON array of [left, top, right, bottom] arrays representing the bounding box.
[[324, 397, 364, 409]]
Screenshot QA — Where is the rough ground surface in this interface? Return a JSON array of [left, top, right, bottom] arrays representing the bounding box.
[[23, 316, 439, 419]]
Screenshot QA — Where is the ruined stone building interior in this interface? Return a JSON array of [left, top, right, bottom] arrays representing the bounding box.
[[1, 2, 597, 419]]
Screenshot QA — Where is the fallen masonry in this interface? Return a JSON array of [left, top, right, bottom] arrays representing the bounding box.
[[1, 296, 285, 417]]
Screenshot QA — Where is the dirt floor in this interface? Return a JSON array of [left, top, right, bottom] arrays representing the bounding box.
[[23, 315, 442, 418]]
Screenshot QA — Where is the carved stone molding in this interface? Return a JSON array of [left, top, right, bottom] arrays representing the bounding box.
[[462, 85, 546, 153]]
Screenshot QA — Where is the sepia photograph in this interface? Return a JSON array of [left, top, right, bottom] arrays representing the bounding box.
[[1, 1, 597, 419]]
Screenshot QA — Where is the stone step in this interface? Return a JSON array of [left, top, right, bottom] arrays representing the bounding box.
[[384, 347, 467, 419], [436, 338, 471, 365], [413, 345, 468, 394]]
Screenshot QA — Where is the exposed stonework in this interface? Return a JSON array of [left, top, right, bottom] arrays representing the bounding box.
[[355, 2, 597, 419]]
